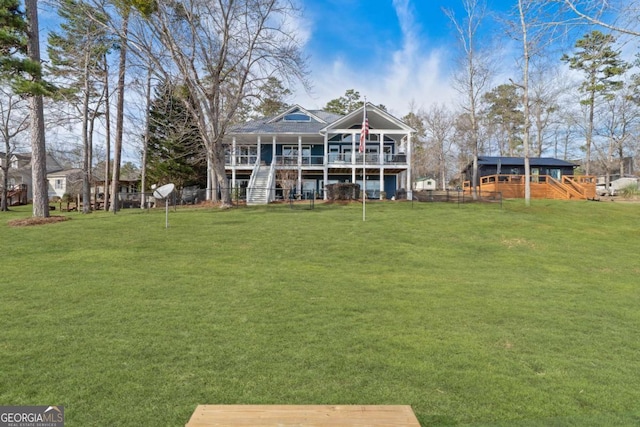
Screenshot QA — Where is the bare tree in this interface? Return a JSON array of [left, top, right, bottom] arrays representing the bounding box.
[[595, 78, 640, 182], [0, 87, 29, 211], [276, 168, 296, 200], [508, 0, 567, 205], [422, 104, 456, 190], [129, 0, 308, 207], [529, 65, 562, 156], [561, 0, 640, 37], [445, 0, 493, 199]]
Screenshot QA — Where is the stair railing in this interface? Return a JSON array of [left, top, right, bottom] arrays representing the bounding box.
[[265, 161, 276, 203], [246, 158, 261, 203]]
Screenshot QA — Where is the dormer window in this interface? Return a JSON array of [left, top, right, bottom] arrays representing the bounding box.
[[283, 113, 311, 122]]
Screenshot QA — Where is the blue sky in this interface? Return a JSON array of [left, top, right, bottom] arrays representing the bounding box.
[[293, 0, 517, 116]]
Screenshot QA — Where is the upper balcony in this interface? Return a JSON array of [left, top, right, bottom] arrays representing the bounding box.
[[225, 153, 408, 168]]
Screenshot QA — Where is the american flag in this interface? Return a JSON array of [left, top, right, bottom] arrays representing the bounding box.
[[359, 108, 369, 153]]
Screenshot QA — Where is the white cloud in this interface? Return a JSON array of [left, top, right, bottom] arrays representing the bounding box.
[[293, 0, 458, 117]]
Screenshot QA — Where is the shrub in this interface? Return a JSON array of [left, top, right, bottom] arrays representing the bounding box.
[[618, 184, 640, 198], [325, 183, 360, 200]]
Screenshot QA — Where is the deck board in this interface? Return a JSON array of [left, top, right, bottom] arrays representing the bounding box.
[[185, 405, 421, 427]]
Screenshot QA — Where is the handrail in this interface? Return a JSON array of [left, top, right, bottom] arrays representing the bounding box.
[[472, 174, 595, 200], [246, 158, 261, 202], [266, 161, 276, 203], [562, 176, 585, 196]]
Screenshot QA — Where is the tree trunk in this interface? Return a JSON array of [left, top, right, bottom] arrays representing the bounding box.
[[25, 0, 49, 218], [518, 0, 531, 206], [82, 51, 92, 214], [140, 68, 151, 209], [211, 143, 230, 206], [110, 11, 129, 213], [1, 151, 8, 211], [103, 54, 111, 211]]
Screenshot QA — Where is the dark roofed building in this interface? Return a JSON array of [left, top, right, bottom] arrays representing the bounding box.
[[461, 156, 596, 200], [462, 156, 578, 182]]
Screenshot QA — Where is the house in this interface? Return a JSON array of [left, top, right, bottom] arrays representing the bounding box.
[[4, 152, 64, 203], [47, 169, 84, 199], [222, 103, 415, 203], [461, 156, 596, 200]]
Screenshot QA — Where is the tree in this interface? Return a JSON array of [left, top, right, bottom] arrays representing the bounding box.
[[445, 0, 493, 199], [324, 89, 386, 115], [131, 0, 308, 207], [529, 65, 561, 156], [254, 76, 291, 118], [146, 80, 205, 190], [422, 104, 456, 190], [1, 0, 53, 217], [25, 0, 50, 217], [560, 0, 640, 37], [482, 83, 524, 156], [0, 86, 29, 211], [48, 0, 111, 214], [324, 89, 364, 115], [509, 0, 565, 205], [561, 30, 629, 175], [402, 108, 428, 181], [595, 76, 639, 182]]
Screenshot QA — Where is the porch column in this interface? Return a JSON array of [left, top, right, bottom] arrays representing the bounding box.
[[379, 132, 384, 198], [257, 135, 262, 164], [323, 133, 328, 200], [406, 133, 412, 200], [231, 136, 237, 189], [272, 136, 276, 165], [297, 135, 302, 195], [351, 131, 357, 184]]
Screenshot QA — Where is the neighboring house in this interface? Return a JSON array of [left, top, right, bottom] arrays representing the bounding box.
[[91, 168, 141, 198], [6, 152, 64, 202], [47, 169, 84, 199], [223, 103, 415, 203], [462, 156, 578, 180], [461, 156, 596, 200]]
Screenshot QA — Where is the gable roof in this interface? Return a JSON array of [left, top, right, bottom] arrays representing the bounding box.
[[229, 105, 343, 135], [321, 102, 415, 134]]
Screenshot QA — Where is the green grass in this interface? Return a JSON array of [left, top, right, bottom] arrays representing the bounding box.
[[1, 200, 640, 426]]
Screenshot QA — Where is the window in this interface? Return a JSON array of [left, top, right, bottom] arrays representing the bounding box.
[[283, 113, 311, 122], [55, 179, 64, 190]]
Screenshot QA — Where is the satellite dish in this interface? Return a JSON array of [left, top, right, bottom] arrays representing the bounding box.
[[152, 183, 175, 229], [153, 183, 175, 199]]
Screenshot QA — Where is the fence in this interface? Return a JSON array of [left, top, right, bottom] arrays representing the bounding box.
[[411, 190, 502, 207]]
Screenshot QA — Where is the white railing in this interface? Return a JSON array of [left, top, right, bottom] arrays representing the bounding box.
[[246, 158, 261, 202], [266, 161, 277, 202]]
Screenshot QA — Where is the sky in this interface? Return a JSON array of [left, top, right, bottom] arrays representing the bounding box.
[[291, 0, 516, 117]]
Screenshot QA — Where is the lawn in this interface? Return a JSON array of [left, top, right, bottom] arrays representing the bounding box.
[[1, 200, 639, 426]]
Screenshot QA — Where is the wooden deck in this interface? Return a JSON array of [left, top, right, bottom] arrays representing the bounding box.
[[185, 405, 421, 426], [463, 174, 596, 200]]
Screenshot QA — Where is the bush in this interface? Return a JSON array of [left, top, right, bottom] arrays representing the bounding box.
[[618, 184, 640, 198], [325, 183, 360, 200]]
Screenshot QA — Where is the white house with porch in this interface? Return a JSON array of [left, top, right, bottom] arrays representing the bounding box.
[[218, 103, 414, 204]]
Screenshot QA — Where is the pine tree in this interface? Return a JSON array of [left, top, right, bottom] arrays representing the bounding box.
[[1, 0, 55, 217], [561, 30, 630, 175], [146, 80, 206, 191]]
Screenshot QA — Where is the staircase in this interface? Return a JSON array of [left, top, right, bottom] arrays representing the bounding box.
[[547, 176, 585, 199], [247, 165, 273, 205]]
